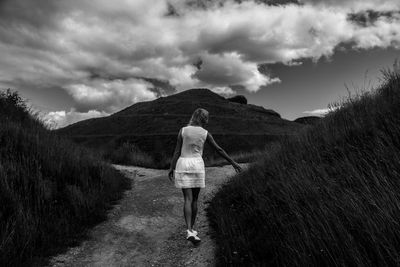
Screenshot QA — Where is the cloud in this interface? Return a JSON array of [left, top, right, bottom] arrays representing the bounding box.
[[65, 78, 157, 112], [303, 107, 338, 116], [188, 3, 353, 62], [0, 0, 400, 122], [193, 52, 280, 92], [43, 108, 109, 129], [210, 86, 237, 97], [349, 10, 400, 27], [299, 0, 400, 12], [351, 12, 400, 49]]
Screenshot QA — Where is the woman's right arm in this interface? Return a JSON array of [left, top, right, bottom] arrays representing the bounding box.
[[206, 132, 242, 173], [168, 128, 183, 181]]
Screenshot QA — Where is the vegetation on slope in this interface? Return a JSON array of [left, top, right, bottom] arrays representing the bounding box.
[[207, 69, 400, 266], [294, 116, 322, 125], [57, 88, 302, 168], [104, 140, 269, 169], [0, 90, 130, 266]]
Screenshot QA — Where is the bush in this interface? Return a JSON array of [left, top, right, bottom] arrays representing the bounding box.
[[0, 90, 130, 266], [207, 69, 400, 266]]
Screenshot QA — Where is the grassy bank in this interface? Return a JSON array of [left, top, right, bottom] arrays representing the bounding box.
[[0, 90, 130, 266], [207, 69, 400, 266]]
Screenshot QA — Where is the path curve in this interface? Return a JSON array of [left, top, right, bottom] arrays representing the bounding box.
[[48, 164, 243, 267]]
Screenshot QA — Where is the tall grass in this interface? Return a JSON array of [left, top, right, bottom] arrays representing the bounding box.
[[207, 69, 400, 266], [0, 90, 130, 266], [204, 149, 265, 167], [107, 142, 157, 168]]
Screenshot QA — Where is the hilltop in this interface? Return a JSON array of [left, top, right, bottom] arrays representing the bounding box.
[[57, 88, 304, 168]]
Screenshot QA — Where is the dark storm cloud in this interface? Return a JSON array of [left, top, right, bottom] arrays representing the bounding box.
[[1, 0, 400, 128]]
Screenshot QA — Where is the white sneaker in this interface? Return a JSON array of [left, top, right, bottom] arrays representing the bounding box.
[[186, 229, 201, 244]]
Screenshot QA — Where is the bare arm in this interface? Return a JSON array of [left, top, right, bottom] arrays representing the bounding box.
[[206, 132, 242, 173], [168, 129, 183, 181]]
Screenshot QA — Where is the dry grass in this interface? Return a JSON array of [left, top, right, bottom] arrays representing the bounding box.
[[207, 69, 400, 266], [102, 141, 266, 169], [0, 90, 130, 266], [204, 150, 266, 166], [107, 142, 160, 168]]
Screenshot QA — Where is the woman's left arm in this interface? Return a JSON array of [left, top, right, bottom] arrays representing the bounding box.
[[168, 128, 183, 181]]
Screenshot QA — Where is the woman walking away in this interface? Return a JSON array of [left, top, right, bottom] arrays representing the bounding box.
[[168, 108, 242, 245]]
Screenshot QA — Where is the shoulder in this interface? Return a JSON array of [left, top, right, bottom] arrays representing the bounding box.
[[202, 128, 209, 138], [181, 125, 188, 133]]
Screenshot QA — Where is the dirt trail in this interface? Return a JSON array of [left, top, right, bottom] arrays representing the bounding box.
[[48, 164, 242, 267]]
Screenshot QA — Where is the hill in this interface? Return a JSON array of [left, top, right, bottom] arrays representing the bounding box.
[[57, 88, 304, 168], [207, 70, 400, 266], [0, 90, 129, 266]]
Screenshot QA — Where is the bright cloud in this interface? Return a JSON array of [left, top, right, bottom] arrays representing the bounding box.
[[210, 86, 237, 97], [65, 78, 157, 112], [0, 0, 400, 126], [303, 107, 337, 116]]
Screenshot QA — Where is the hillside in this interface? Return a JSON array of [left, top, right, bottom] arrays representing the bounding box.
[[57, 88, 304, 168], [0, 90, 129, 266], [294, 115, 322, 125], [207, 70, 400, 266]]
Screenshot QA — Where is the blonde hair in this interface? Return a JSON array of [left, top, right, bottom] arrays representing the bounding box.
[[188, 108, 209, 126]]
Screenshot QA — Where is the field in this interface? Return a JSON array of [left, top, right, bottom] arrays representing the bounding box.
[[207, 69, 400, 266], [0, 90, 130, 266]]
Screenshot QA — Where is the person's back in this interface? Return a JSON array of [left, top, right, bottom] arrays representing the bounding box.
[[180, 125, 208, 158]]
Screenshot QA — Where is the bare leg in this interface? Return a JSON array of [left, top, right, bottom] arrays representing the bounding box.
[[191, 188, 200, 229], [182, 188, 193, 231]]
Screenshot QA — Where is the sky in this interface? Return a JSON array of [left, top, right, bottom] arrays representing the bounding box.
[[0, 0, 399, 128]]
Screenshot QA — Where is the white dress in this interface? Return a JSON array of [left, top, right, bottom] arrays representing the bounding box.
[[174, 125, 208, 188]]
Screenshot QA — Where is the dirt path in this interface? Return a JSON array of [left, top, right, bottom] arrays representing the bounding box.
[[48, 164, 243, 267]]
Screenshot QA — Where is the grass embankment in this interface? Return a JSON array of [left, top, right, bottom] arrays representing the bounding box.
[[0, 90, 130, 266], [207, 70, 400, 266]]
